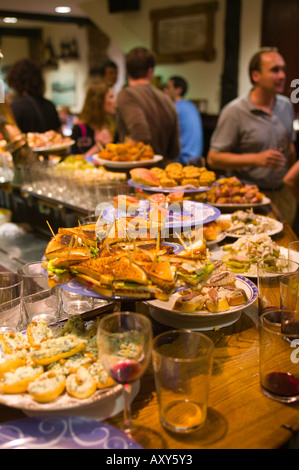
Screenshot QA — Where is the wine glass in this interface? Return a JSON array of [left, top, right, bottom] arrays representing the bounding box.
[[97, 311, 153, 437]]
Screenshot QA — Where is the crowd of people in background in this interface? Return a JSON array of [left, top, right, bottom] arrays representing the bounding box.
[[4, 45, 298, 228]]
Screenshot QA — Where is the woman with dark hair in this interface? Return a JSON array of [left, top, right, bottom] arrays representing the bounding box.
[[70, 81, 116, 156], [7, 58, 61, 133]]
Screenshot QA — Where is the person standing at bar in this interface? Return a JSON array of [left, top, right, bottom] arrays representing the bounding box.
[[7, 59, 61, 134], [99, 60, 118, 88], [116, 46, 180, 161], [71, 82, 116, 157], [207, 48, 297, 225], [164, 75, 204, 165]]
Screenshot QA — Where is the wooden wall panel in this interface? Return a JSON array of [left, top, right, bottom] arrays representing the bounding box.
[[262, 0, 299, 114]]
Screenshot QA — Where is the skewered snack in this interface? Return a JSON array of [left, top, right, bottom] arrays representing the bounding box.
[[173, 270, 248, 313], [52, 156, 127, 182], [43, 212, 218, 299], [226, 209, 278, 236], [96, 141, 155, 162], [113, 195, 140, 212], [140, 163, 216, 189], [0, 356, 27, 378], [130, 168, 160, 186], [27, 320, 54, 348], [196, 176, 264, 204], [0, 365, 44, 394], [202, 219, 231, 242], [31, 335, 88, 366], [0, 331, 30, 355], [27, 130, 72, 149], [88, 361, 115, 390], [27, 370, 66, 403], [66, 366, 97, 399]]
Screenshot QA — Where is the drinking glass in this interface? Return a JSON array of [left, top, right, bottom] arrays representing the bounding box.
[[0, 272, 23, 332], [257, 258, 299, 315], [17, 262, 61, 327], [62, 290, 94, 315], [17, 261, 49, 294], [97, 312, 152, 437], [152, 330, 214, 433], [280, 272, 299, 335], [259, 310, 299, 403]]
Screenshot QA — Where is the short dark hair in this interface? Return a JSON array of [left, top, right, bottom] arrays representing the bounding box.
[[169, 76, 188, 96], [126, 47, 155, 79], [248, 47, 279, 85], [7, 59, 45, 97], [100, 59, 117, 76]]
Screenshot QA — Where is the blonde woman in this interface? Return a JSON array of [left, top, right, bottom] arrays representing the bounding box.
[[71, 82, 116, 156]]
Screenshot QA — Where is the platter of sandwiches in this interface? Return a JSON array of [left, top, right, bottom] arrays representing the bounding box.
[[42, 214, 230, 301], [146, 270, 258, 330]]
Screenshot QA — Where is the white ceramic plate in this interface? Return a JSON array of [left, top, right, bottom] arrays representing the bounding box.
[[92, 154, 163, 168], [0, 321, 139, 420], [0, 382, 140, 422], [32, 140, 75, 152], [219, 214, 283, 238], [128, 178, 213, 193], [146, 275, 258, 331], [211, 196, 271, 210], [210, 245, 288, 278]]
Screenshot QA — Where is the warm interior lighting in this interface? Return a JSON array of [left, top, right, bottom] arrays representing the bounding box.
[[55, 6, 71, 14], [3, 17, 18, 23]]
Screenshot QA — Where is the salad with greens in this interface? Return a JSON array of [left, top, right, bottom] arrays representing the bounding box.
[[220, 234, 285, 275]]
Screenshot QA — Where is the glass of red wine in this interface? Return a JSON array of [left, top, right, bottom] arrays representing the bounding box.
[[97, 311, 152, 437], [259, 310, 299, 403]]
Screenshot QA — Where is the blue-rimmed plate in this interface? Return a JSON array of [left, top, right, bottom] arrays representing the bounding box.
[[128, 178, 213, 193], [0, 416, 142, 449], [100, 199, 221, 230], [146, 275, 258, 331]]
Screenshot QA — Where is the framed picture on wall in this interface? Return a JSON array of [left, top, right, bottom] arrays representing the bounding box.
[[150, 1, 218, 63]]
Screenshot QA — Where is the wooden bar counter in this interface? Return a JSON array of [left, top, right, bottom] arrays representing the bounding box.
[[0, 204, 298, 449]]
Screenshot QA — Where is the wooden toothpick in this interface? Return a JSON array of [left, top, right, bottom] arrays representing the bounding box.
[[46, 220, 56, 239], [175, 232, 187, 249]]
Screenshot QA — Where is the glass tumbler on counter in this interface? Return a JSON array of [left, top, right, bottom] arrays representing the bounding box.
[[152, 330, 214, 433], [0, 272, 23, 332], [257, 258, 299, 315], [259, 310, 299, 403], [17, 262, 61, 327], [61, 290, 94, 315], [280, 272, 299, 335]]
